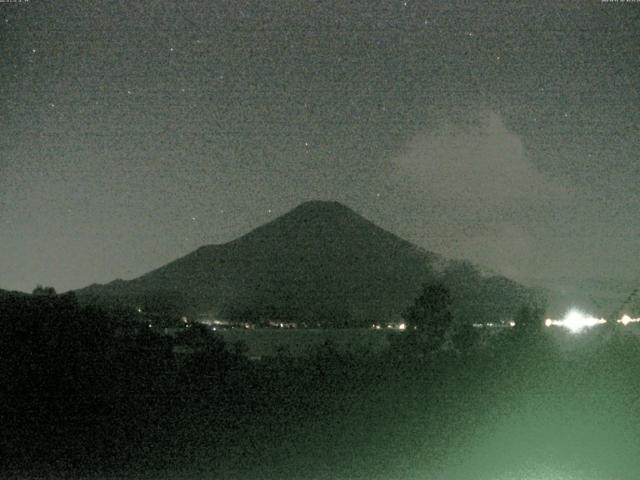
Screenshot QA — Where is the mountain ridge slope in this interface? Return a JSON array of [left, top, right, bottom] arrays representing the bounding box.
[[76, 201, 539, 325]]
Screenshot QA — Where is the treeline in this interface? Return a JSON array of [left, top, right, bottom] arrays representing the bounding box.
[[0, 290, 242, 476]]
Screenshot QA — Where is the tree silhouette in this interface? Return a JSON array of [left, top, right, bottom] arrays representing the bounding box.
[[32, 284, 57, 296], [513, 301, 546, 335], [403, 283, 453, 352]]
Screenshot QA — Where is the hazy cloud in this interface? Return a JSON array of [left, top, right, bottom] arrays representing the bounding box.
[[393, 110, 570, 214], [388, 110, 577, 283]]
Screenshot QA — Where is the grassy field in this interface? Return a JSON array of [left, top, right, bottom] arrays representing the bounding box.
[[217, 328, 400, 358], [217, 324, 640, 358]]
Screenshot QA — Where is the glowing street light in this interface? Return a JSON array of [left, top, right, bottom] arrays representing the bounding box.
[[544, 309, 606, 333], [618, 314, 640, 326]]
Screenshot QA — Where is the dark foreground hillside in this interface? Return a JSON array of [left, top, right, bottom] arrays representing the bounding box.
[[2, 293, 640, 479]]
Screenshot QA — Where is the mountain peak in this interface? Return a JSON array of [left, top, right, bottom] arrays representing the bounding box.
[[288, 200, 357, 218], [295, 200, 350, 210], [233, 200, 371, 245], [192, 202, 358, 252]]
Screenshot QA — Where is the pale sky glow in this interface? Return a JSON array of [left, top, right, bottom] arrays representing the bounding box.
[[2, 1, 639, 296]]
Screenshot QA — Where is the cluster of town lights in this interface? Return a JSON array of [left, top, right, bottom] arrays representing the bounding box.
[[544, 309, 640, 333], [372, 323, 407, 330]]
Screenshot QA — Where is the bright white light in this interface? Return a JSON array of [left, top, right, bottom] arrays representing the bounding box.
[[545, 309, 606, 333], [617, 314, 640, 326], [563, 309, 606, 332], [398, 323, 406, 331]]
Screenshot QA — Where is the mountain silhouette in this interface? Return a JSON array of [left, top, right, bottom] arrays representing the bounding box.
[[76, 201, 539, 326]]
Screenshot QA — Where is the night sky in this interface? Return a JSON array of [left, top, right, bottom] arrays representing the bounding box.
[[1, 0, 639, 293]]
